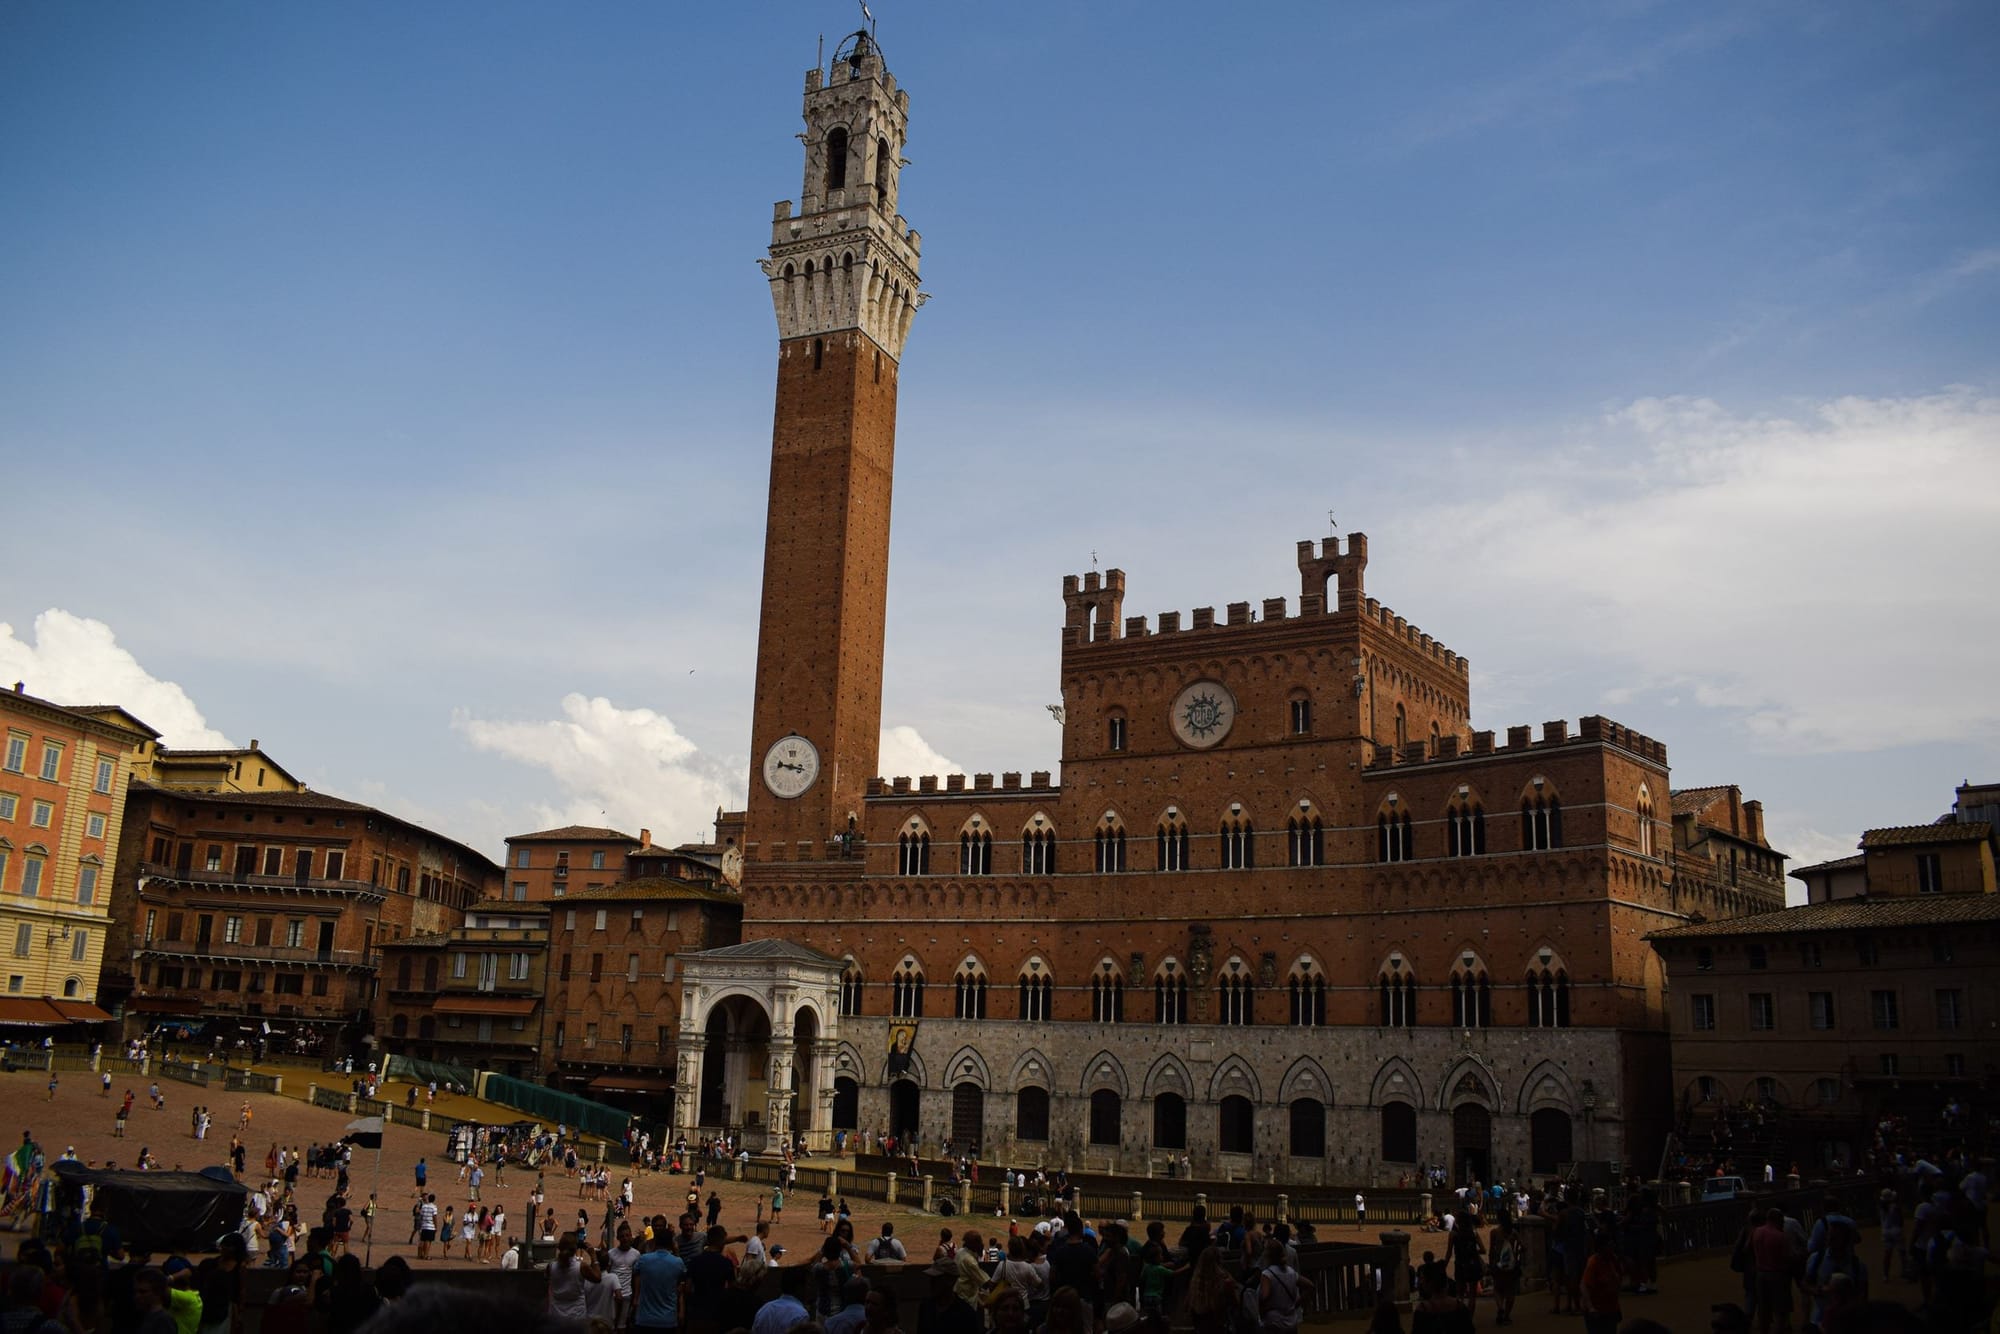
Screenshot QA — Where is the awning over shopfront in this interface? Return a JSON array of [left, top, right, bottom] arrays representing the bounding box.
[[0, 997, 113, 1027], [431, 996, 538, 1018], [585, 1074, 674, 1095]]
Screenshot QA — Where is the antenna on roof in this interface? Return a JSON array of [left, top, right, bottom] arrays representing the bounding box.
[[1328, 508, 1338, 535]]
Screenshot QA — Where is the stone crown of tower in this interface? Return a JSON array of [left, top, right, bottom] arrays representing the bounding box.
[[759, 29, 926, 360]]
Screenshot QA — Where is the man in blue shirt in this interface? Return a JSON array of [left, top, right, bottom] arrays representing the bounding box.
[[633, 1234, 689, 1334]]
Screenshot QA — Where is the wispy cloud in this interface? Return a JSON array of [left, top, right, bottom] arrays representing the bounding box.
[[1382, 388, 2000, 754]]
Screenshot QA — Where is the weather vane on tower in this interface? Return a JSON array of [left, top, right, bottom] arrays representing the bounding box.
[[859, 1, 876, 36]]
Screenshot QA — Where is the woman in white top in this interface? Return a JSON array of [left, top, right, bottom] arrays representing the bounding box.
[[546, 1233, 600, 1319]]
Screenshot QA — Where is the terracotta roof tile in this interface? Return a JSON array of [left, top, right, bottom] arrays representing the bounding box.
[[507, 825, 638, 844], [1788, 854, 1865, 879], [1670, 786, 1735, 816], [1647, 892, 2000, 941], [1861, 821, 1993, 848], [557, 876, 735, 904]]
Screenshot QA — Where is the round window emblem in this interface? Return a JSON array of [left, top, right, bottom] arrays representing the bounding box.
[[1169, 680, 1237, 750]]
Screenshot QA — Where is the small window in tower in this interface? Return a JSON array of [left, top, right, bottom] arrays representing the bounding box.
[[824, 127, 849, 193], [876, 137, 891, 207], [813, 338, 824, 371], [874, 348, 881, 384]]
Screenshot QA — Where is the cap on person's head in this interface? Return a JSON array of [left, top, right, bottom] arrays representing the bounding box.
[[1105, 1303, 1140, 1333]]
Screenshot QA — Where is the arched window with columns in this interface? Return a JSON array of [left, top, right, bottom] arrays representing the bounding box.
[[1379, 957, 1418, 1027], [1219, 814, 1255, 870], [897, 821, 931, 876], [1154, 960, 1188, 1026], [1022, 815, 1057, 875], [1217, 959, 1256, 1026], [1091, 960, 1124, 1024], [1378, 797, 1414, 862], [1095, 815, 1127, 873], [1636, 784, 1657, 857], [1288, 805, 1325, 867], [840, 961, 865, 1016], [1450, 951, 1492, 1028], [891, 960, 925, 1018], [1157, 812, 1190, 872], [1018, 960, 1054, 1022], [1289, 959, 1327, 1027], [1447, 791, 1486, 857], [959, 824, 992, 876], [953, 959, 987, 1019], [1521, 779, 1563, 850], [1527, 949, 1572, 1027]]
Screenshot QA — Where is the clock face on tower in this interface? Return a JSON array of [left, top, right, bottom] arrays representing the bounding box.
[[761, 734, 821, 798]]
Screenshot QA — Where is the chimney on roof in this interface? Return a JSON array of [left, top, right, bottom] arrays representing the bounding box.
[[250, 739, 259, 750], [12, 683, 21, 693], [639, 828, 652, 849]]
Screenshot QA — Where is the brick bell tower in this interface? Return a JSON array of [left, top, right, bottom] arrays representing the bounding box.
[[745, 30, 924, 864]]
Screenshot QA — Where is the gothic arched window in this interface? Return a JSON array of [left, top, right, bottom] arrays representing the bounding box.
[[824, 126, 849, 193], [1522, 783, 1563, 851], [953, 963, 987, 1019], [1447, 796, 1486, 857], [1219, 816, 1254, 870], [1017, 965, 1054, 1022], [891, 964, 925, 1018], [1156, 818, 1189, 872], [1288, 813, 1325, 867]]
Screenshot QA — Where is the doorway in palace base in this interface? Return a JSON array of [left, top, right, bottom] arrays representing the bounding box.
[[951, 1083, 984, 1154], [889, 1080, 921, 1141], [700, 996, 772, 1129], [832, 1077, 860, 1133], [1530, 1107, 1574, 1176], [1453, 1103, 1493, 1184]]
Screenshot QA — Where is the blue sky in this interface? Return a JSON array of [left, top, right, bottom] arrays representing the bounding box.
[[3, 2, 1996, 872]]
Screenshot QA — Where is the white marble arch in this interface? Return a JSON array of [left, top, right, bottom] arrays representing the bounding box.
[[1208, 1053, 1262, 1103], [942, 1045, 992, 1090], [1008, 1048, 1056, 1091], [1142, 1052, 1194, 1100], [1437, 1054, 1502, 1110], [674, 939, 845, 1152], [1277, 1056, 1335, 1107], [1515, 1058, 1579, 1115], [1078, 1050, 1129, 1097], [1368, 1056, 1425, 1109]]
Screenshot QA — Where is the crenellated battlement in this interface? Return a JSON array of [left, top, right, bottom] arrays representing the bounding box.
[[1363, 714, 1668, 770], [866, 770, 1059, 798], [1060, 568, 1127, 646]]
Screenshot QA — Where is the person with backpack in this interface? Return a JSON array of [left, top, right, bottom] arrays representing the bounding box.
[[1255, 1239, 1302, 1334], [871, 1222, 908, 1261]]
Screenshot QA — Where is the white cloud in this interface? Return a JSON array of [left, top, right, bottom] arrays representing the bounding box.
[[878, 724, 962, 780], [1387, 388, 2000, 754], [455, 694, 958, 848], [0, 609, 232, 748], [454, 694, 743, 847]]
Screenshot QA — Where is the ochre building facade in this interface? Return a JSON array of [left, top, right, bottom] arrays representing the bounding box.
[[673, 30, 1784, 1187]]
